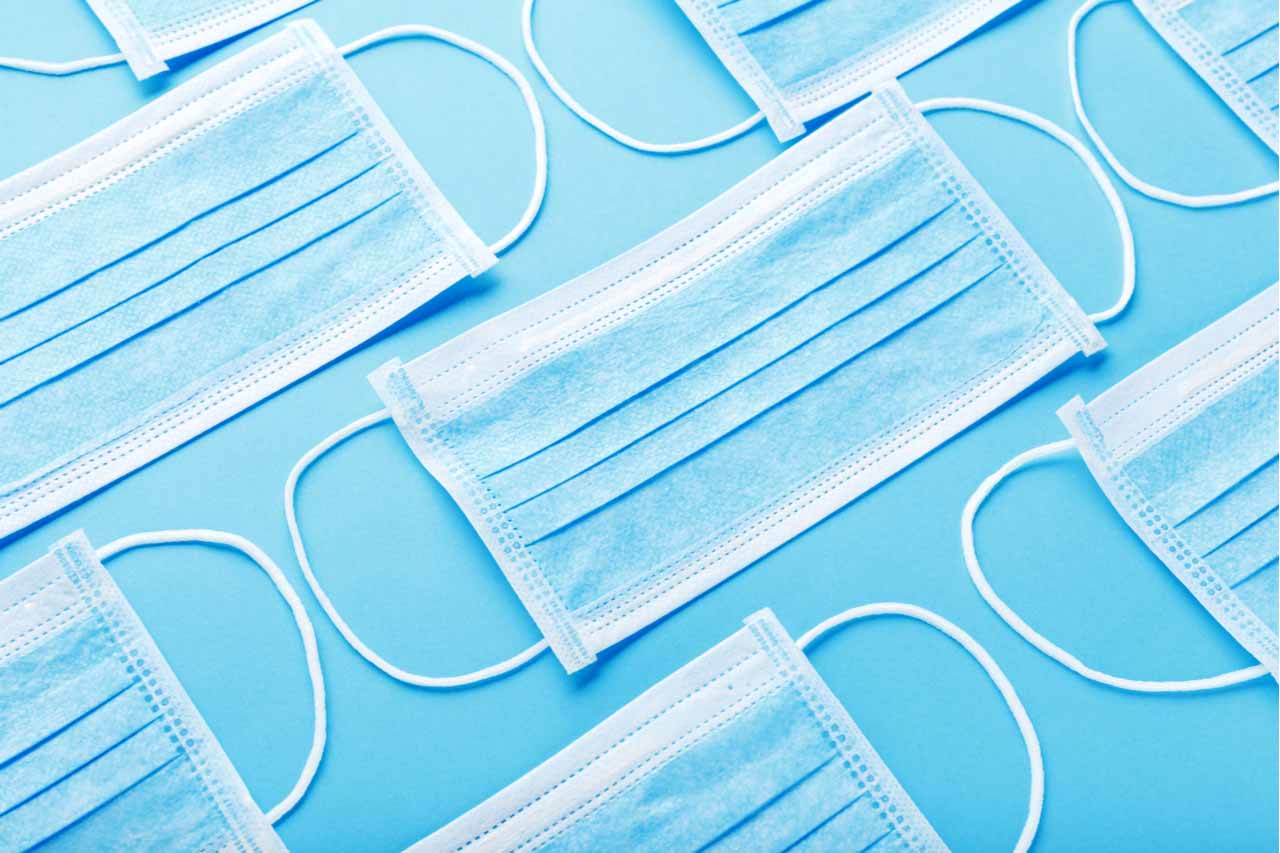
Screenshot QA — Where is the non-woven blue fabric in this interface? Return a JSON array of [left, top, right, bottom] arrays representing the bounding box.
[[1061, 284, 1280, 676], [373, 81, 1104, 673], [0, 20, 493, 542], [0, 532, 284, 852], [675, 0, 1024, 138]]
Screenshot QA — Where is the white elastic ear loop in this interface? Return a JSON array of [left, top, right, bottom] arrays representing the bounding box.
[[339, 25, 548, 254], [916, 96, 1136, 325], [521, 0, 764, 153], [0, 52, 126, 75], [1069, 0, 1279, 208], [285, 409, 550, 688], [93, 528, 326, 824], [963, 440, 1270, 692], [797, 602, 1043, 853]]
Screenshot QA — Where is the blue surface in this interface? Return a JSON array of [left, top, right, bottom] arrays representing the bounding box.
[[0, 0, 1276, 850]]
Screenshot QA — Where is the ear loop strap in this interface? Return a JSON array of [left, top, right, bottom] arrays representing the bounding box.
[[285, 410, 551, 688], [521, 0, 763, 153], [1069, 0, 1279, 208], [963, 440, 1270, 691], [797, 602, 1043, 853], [338, 25, 548, 254], [0, 52, 126, 75], [93, 528, 326, 823], [916, 96, 1135, 325]]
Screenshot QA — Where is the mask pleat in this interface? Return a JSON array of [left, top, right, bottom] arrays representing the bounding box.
[[1180, 0, 1278, 57], [0, 162, 404, 408], [0, 131, 374, 363], [1231, 559, 1278, 632], [0, 622, 134, 768], [1223, 25, 1279, 90], [451, 145, 949, 480], [0, 687, 158, 817], [698, 758, 866, 851], [486, 201, 974, 510], [0, 81, 361, 320], [538, 687, 847, 852], [733, 0, 958, 91], [718, 0, 830, 36], [1124, 362, 1279, 528], [1204, 508, 1279, 587], [0, 719, 179, 852], [510, 238, 1004, 547], [1175, 456, 1278, 555], [779, 795, 897, 852], [534, 265, 1042, 613]]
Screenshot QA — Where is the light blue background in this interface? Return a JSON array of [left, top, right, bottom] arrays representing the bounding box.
[[1, 1, 1276, 850]]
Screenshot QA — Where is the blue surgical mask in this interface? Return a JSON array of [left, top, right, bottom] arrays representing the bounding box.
[[0, 0, 315, 79], [964, 284, 1278, 691], [1069, 0, 1279, 207], [0, 528, 326, 851], [413, 603, 1044, 853], [287, 81, 1134, 685], [522, 0, 1028, 151], [0, 19, 547, 541]]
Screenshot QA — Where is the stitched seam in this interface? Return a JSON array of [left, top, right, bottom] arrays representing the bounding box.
[[0, 252, 453, 515], [1077, 411, 1278, 663], [55, 545, 259, 853], [786, 0, 1011, 109], [509, 677, 785, 851], [436, 124, 909, 416], [149, 0, 300, 41], [576, 323, 1058, 634], [0, 602, 90, 662], [455, 650, 761, 849], [1111, 343, 1278, 462], [420, 110, 889, 387], [383, 368, 590, 669], [1098, 308, 1277, 426], [0, 578, 61, 615], [0, 46, 302, 222]]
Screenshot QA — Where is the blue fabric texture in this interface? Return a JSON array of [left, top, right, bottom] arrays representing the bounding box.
[[1061, 284, 1280, 676], [416, 608, 946, 852], [0, 532, 282, 852], [374, 81, 1103, 673], [0, 20, 493, 541]]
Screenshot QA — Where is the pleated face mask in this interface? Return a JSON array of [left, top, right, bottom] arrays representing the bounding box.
[[1069, 0, 1279, 207], [0, 19, 547, 541], [0, 529, 325, 851], [288, 80, 1134, 684], [522, 0, 1027, 151], [1, 0, 316, 80], [414, 604, 1044, 853], [965, 284, 1278, 693]]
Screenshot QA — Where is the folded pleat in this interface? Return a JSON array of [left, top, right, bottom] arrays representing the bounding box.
[[487, 200, 973, 508], [700, 758, 862, 851], [1223, 24, 1278, 80], [1248, 65, 1279, 109], [452, 145, 951, 479], [718, 0, 829, 35], [1175, 456, 1278, 555], [1180, 0, 1278, 55], [782, 792, 897, 852], [1208, 508, 1279, 586], [1230, 561, 1278, 632], [0, 80, 361, 319], [0, 162, 402, 406], [511, 239, 1003, 544]]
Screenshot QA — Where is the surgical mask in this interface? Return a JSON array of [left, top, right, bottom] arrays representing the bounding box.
[[963, 284, 1278, 691], [521, 0, 1028, 152], [0, 528, 325, 851], [0, 19, 547, 541], [287, 80, 1135, 685], [1069, 0, 1279, 207], [0, 0, 316, 80], [412, 603, 1044, 853]]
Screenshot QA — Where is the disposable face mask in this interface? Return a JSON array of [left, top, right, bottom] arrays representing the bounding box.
[[0, 19, 548, 541], [964, 284, 1278, 692], [1069, 0, 1279, 207], [0, 0, 316, 80], [521, 0, 1027, 152], [287, 80, 1135, 686], [413, 603, 1044, 853], [0, 528, 325, 851]]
